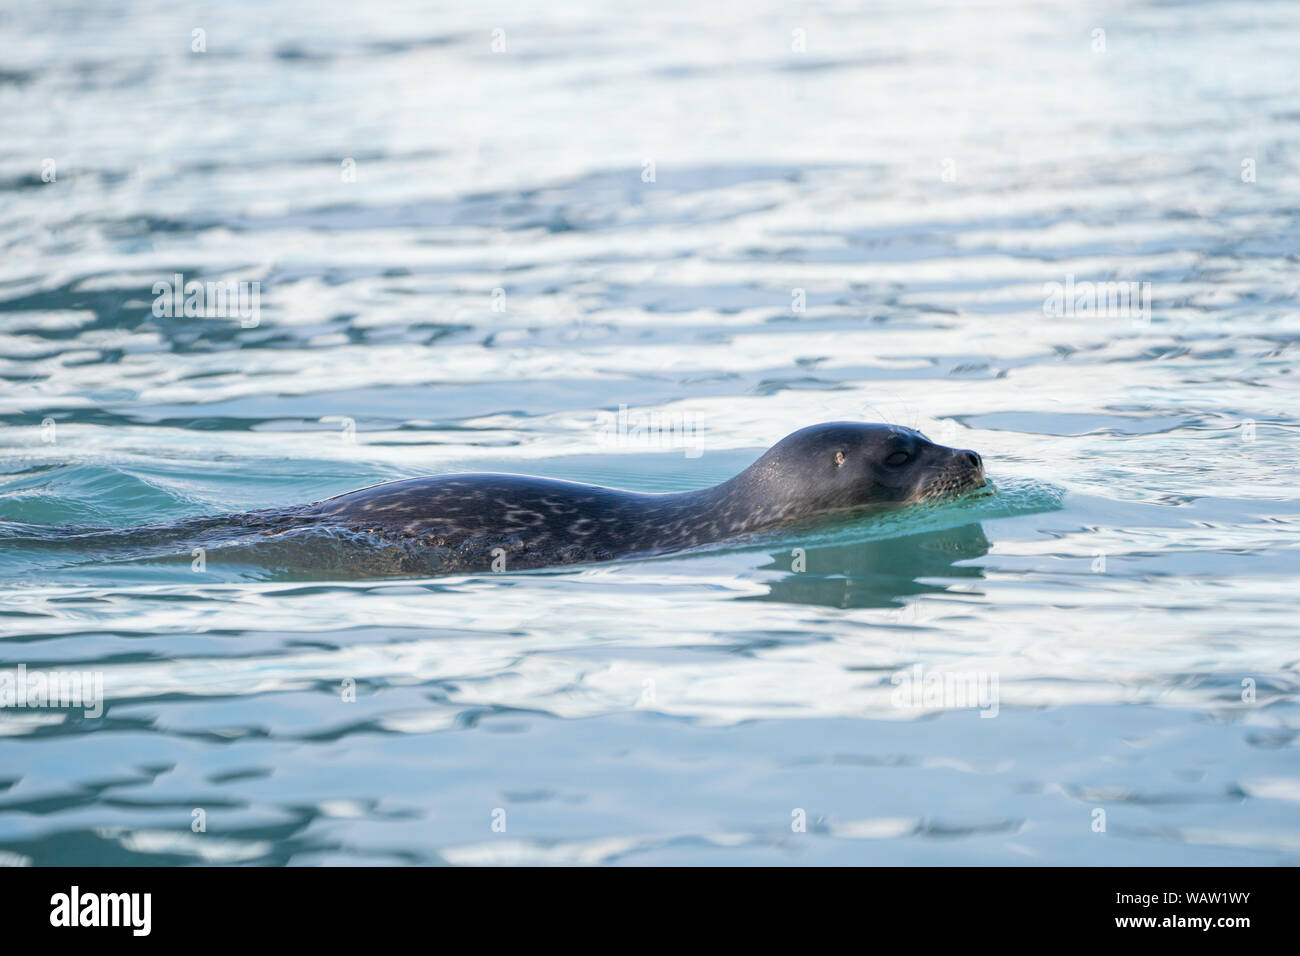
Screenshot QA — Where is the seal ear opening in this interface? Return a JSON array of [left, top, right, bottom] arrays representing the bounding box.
[[833, 451, 846, 468]]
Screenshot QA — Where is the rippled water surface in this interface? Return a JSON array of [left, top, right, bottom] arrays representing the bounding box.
[[1, 0, 1298, 865]]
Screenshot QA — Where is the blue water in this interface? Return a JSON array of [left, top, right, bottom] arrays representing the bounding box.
[[1, 0, 1298, 865]]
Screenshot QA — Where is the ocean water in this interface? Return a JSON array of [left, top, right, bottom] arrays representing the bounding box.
[[1, 0, 1298, 865]]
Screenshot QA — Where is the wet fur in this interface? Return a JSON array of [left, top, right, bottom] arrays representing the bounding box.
[[209, 422, 986, 573]]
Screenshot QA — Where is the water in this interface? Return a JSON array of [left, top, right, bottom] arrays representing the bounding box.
[[1, 0, 1298, 865]]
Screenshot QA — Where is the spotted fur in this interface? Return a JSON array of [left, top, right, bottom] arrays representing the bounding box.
[[219, 421, 987, 574]]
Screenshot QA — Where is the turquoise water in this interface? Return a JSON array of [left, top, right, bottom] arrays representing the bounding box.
[[1, 0, 1298, 865]]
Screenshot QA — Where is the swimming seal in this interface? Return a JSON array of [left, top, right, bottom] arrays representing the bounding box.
[[218, 421, 986, 573]]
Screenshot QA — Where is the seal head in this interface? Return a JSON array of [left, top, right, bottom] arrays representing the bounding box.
[[722, 421, 985, 524]]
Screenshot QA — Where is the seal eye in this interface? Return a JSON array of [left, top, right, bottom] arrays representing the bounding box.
[[885, 451, 910, 467]]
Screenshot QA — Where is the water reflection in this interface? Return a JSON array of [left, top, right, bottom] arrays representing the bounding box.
[[753, 523, 989, 609]]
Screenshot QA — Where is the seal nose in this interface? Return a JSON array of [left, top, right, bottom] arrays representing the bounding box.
[[963, 450, 982, 471]]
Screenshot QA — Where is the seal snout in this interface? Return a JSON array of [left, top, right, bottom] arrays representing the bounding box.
[[957, 448, 986, 488], [910, 444, 987, 503]]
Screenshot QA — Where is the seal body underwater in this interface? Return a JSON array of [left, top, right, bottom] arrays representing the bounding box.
[[223, 421, 986, 573]]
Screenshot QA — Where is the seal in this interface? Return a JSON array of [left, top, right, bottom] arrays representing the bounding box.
[[232, 421, 986, 573]]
